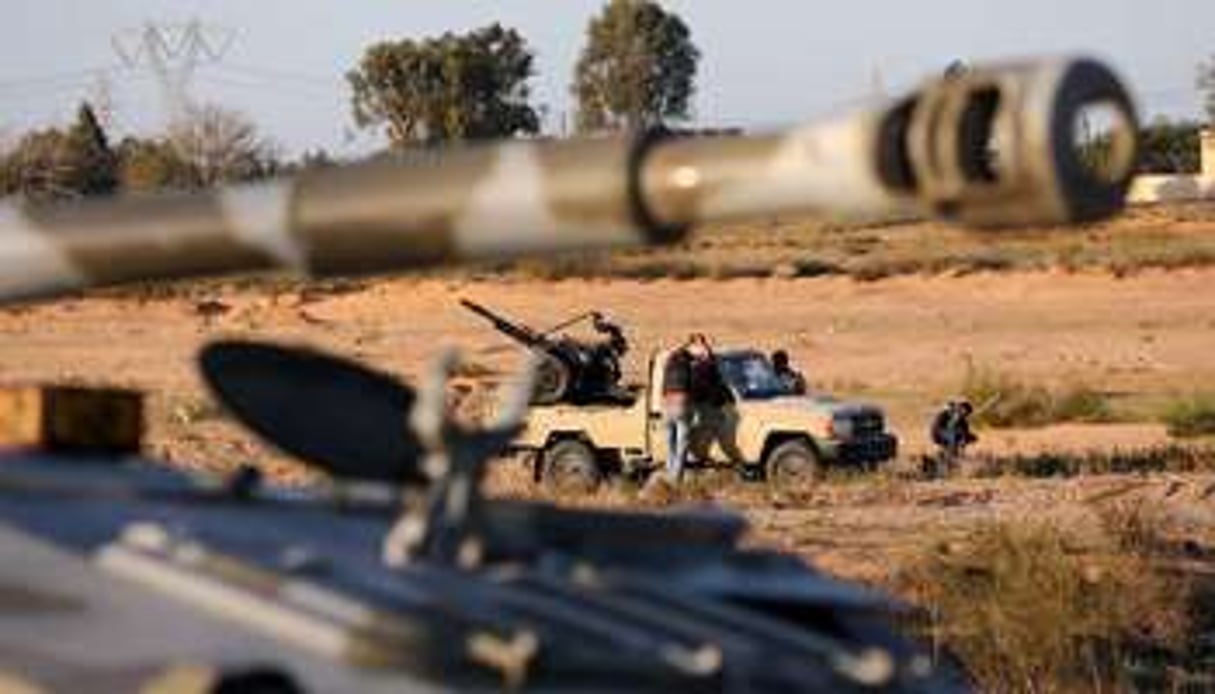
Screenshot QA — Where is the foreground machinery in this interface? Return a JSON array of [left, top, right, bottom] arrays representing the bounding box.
[[0, 56, 1139, 691]]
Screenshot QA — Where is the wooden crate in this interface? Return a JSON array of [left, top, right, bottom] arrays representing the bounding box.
[[0, 386, 143, 455]]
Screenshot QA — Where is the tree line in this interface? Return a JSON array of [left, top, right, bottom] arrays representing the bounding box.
[[348, 0, 699, 146], [1, 0, 698, 202], [0, 103, 283, 204], [2, 0, 1214, 204]]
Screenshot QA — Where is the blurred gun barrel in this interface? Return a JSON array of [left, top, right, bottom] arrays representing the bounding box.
[[0, 56, 1137, 303]]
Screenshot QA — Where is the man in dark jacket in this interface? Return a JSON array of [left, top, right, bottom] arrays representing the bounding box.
[[930, 400, 977, 474], [686, 335, 743, 467]]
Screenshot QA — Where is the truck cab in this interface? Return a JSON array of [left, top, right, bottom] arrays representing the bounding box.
[[511, 347, 898, 492]]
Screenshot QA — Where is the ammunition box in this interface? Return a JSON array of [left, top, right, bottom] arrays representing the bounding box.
[[0, 386, 143, 455]]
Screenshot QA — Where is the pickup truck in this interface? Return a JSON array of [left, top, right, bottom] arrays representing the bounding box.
[[510, 347, 898, 491]]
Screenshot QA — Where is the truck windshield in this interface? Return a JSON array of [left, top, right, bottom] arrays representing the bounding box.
[[716, 353, 789, 400]]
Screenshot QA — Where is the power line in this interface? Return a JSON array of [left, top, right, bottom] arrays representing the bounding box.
[[195, 72, 338, 101], [202, 65, 340, 95], [0, 67, 117, 91], [112, 20, 234, 124], [218, 63, 343, 88]]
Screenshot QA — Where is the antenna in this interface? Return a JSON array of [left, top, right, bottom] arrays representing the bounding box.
[[112, 20, 234, 125]]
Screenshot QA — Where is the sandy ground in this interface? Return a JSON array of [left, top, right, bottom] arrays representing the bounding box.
[[1, 266, 1214, 586]]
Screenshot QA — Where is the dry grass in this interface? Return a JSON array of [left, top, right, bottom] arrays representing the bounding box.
[[960, 363, 1114, 429], [900, 517, 1192, 691], [1162, 395, 1215, 439], [460, 202, 1215, 284], [75, 203, 1215, 299], [970, 446, 1215, 479]]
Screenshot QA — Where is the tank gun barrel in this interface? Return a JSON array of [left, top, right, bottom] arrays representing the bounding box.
[[0, 56, 1137, 303]]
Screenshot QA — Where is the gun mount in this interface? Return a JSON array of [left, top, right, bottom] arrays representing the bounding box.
[[0, 57, 1136, 304], [461, 299, 629, 405]]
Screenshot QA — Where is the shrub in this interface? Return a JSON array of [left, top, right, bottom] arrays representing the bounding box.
[[972, 446, 1215, 478], [1162, 395, 1215, 438], [961, 365, 1112, 428], [901, 521, 1188, 691]]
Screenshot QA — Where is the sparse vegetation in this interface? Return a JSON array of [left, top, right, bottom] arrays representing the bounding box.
[[961, 364, 1113, 428], [971, 445, 1215, 478], [1163, 394, 1215, 439], [165, 394, 226, 427], [901, 520, 1191, 691], [439, 203, 1215, 284]]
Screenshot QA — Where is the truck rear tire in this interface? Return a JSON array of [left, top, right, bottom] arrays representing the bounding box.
[[542, 439, 602, 494], [766, 439, 821, 489]]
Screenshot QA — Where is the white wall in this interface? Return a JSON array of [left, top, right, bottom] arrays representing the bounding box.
[[1128, 129, 1215, 204]]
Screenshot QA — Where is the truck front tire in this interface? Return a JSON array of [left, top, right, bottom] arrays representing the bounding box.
[[765, 439, 821, 489], [542, 439, 602, 494]]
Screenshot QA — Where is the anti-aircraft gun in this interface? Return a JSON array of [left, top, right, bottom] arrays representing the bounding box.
[[0, 56, 1141, 692], [461, 299, 629, 405]]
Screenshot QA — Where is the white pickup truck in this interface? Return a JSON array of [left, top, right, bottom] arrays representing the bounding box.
[[509, 347, 897, 491]]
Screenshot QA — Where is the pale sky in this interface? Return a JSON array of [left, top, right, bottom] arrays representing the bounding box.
[[1, 1, 1211, 156]]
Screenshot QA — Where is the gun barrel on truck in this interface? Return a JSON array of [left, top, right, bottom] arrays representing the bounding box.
[[461, 299, 629, 406], [459, 299, 544, 348]]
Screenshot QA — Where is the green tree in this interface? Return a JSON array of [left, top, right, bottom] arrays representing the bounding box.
[[573, 0, 700, 132], [348, 23, 540, 147], [115, 136, 198, 193], [0, 102, 119, 203], [1138, 119, 1204, 174], [65, 103, 119, 197]]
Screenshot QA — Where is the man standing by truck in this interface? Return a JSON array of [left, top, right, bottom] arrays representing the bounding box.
[[662, 339, 695, 483], [686, 334, 745, 469]]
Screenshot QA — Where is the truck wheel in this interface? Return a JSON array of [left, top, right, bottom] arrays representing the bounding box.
[[766, 439, 821, 489], [542, 439, 602, 494]]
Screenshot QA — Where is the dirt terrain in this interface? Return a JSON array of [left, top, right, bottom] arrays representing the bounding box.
[[4, 265, 1212, 449], [0, 258, 1212, 534], [3, 205, 1215, 684]]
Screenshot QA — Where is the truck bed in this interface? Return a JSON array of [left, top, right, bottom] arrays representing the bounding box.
[[515, 395, 649, 451]]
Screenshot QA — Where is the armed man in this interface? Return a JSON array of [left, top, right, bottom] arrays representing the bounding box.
[[930, 399, 978, 475], [688, 334, 746, 470]]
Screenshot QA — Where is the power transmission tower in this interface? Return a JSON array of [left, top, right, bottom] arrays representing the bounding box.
[[88, 72, 117, 133], [112, 20, 234, 125]]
